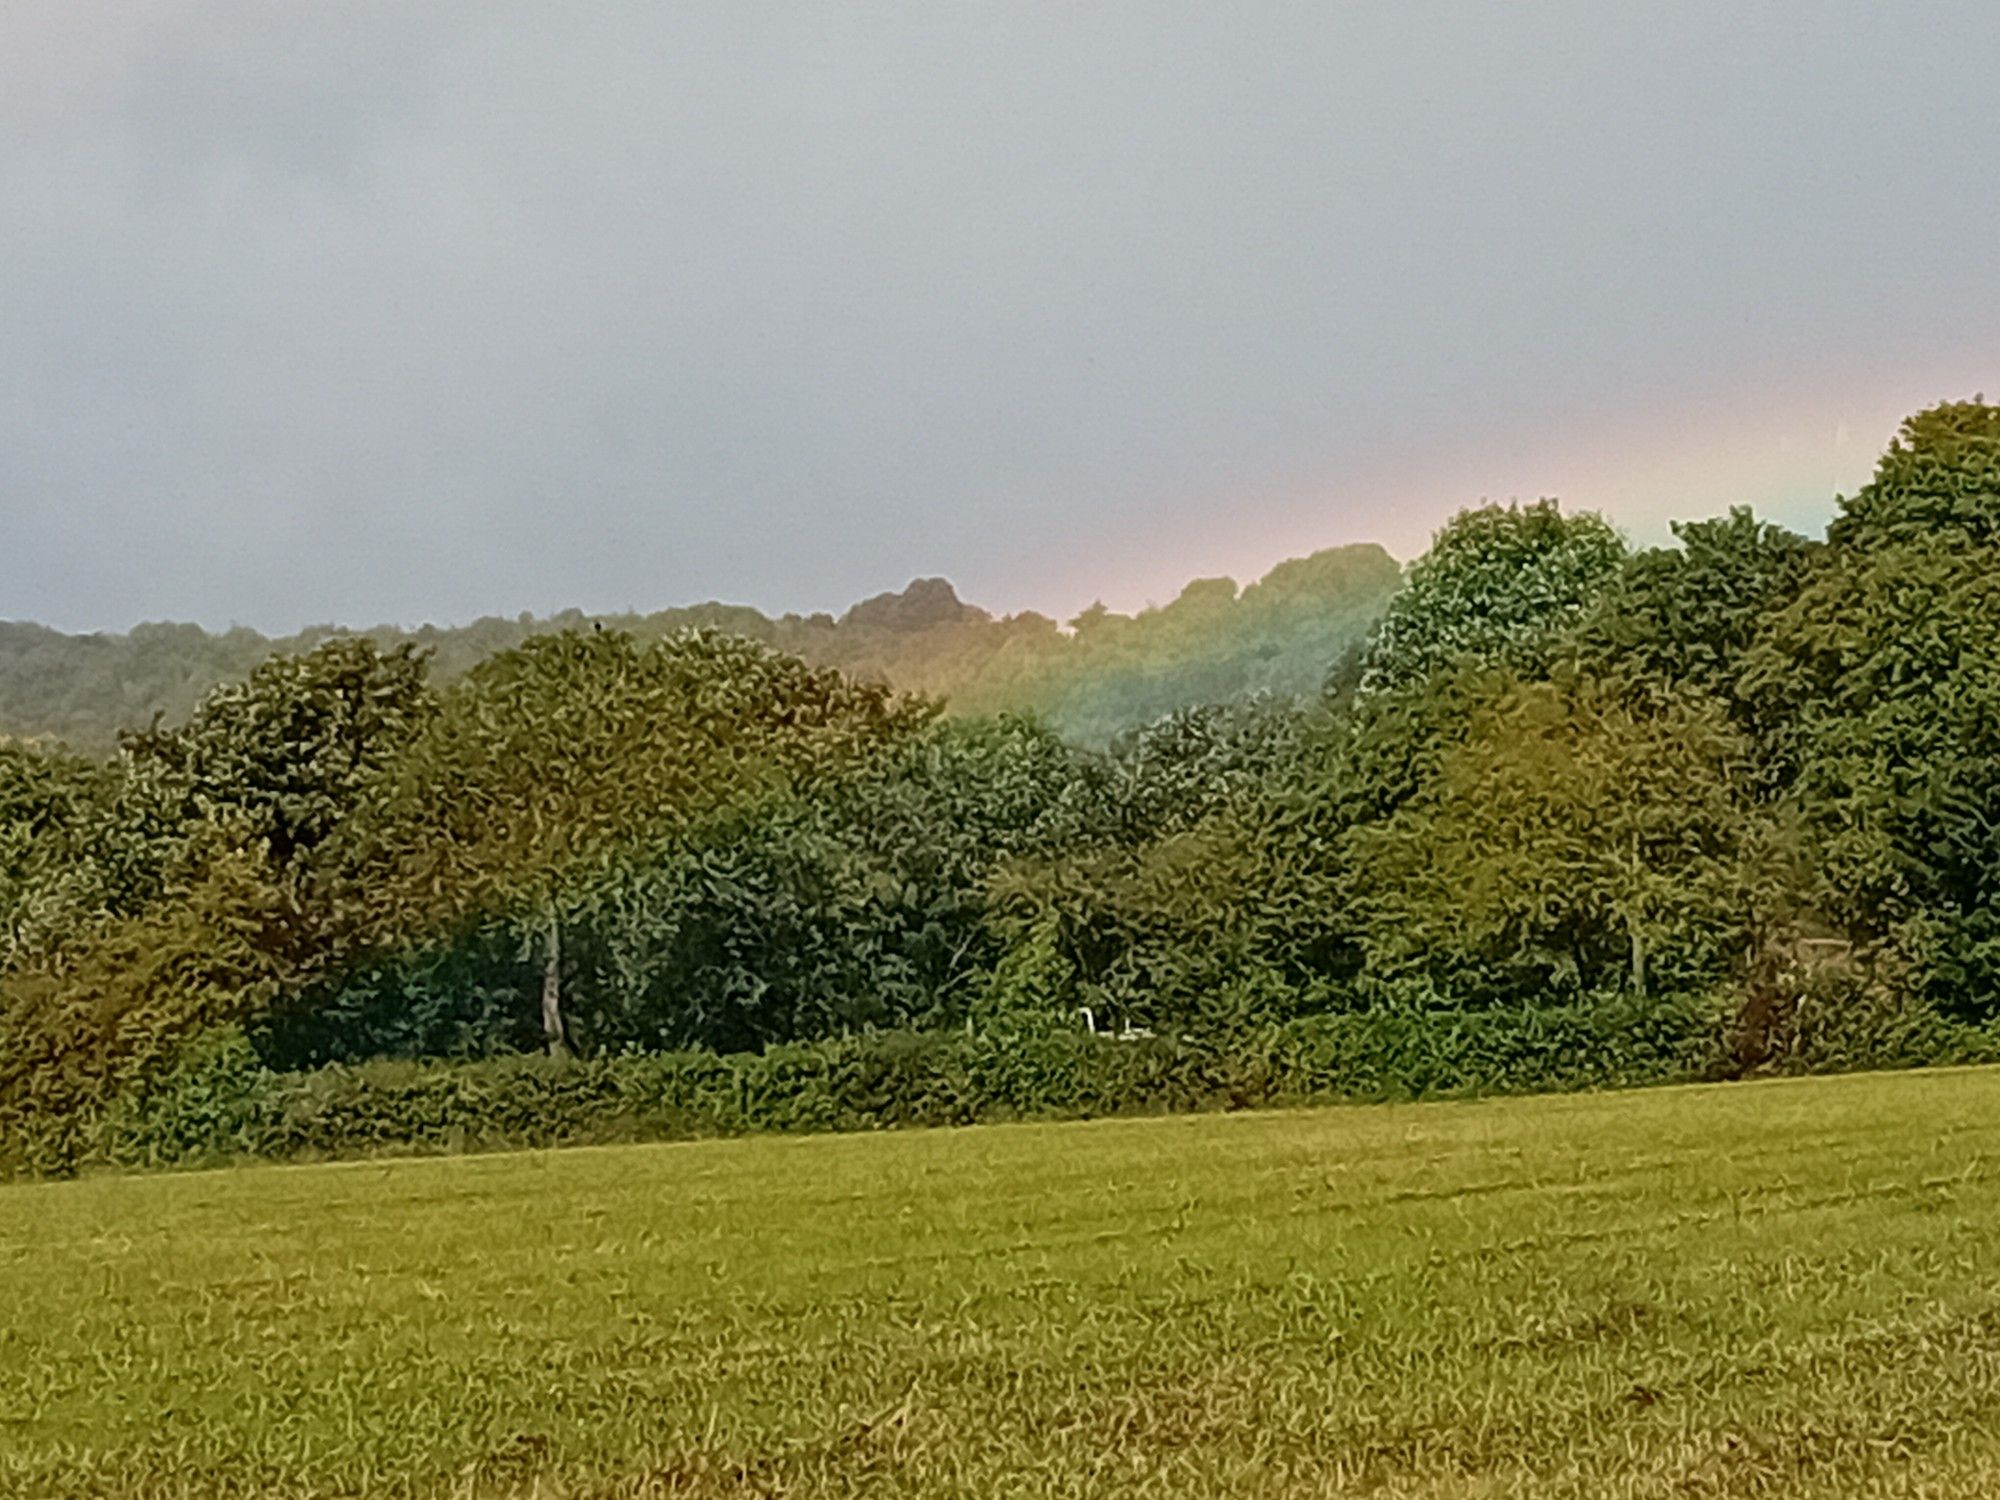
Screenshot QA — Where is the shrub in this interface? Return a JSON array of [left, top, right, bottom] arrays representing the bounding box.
[[94, 1025, 286, 1169], [69, 994, 1742, 1174]]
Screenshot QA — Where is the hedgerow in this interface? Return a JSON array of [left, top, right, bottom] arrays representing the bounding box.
[[52, 994, 1740, 1172], [8, 402, 2000, 1180]]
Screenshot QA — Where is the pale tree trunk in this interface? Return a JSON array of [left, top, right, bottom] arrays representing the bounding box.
[[1621, 836, 1649, 998], [540, 916, 569, 1058]]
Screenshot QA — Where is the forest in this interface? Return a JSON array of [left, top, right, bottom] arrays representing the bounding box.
[[2, 400, 1997, 1172], [0, 543, 1401, 752]]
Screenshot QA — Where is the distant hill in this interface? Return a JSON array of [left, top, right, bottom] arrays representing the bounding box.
[[0, 543, 1401, 752]]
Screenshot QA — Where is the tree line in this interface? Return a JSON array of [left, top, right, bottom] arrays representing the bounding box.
[[0, 545, 1401, 752], [3, 401, 1997, 1168]]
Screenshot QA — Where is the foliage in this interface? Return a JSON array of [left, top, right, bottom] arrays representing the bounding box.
[[0, 738, 123, 967], [1742, 425, 2000, 1016], [0, 841, 297, 1172], [0, 629, 924, 1161], [1099, 696, 1313, 840], [248, 925, 543, 1069], [1358, 500, 1626, 695], [0, 642, 443, 1168], [0, 546, 1402, 754], [66, 997, 1730, 1172], [119, 636, 435, 882], [338, 628, 927, 944], [261, 712, 1088, 1065], [974, 698, 1345, 1036], [988, 826, 1306, 1036], [1569, 505, 1815, 718], [94, 1024, 281, 1171], [8, 401, 2000, 1176], [1350, 680, 1765, 1001], [566, 714, 1102, 1053], [1828, 399, 2000, 551]]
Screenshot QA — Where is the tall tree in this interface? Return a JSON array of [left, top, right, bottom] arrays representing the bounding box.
[[1743, 404, 2000, 1012], [1568, 506, 1814, 724], [312, 629, 930, 1057], [1358, 501, 1626, 696], [1351, 680, 1765, 1002]]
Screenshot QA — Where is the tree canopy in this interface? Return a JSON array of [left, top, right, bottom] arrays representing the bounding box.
[[7, 400, 2000, 1171]]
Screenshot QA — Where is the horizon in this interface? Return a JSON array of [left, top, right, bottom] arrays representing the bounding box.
[[0, 383, 1968, 639], [0, 404, 1918, 639], [7, 4, 1996, 635]]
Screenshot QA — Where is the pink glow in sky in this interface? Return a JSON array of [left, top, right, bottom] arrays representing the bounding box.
[[3, 3, 1997, 632]]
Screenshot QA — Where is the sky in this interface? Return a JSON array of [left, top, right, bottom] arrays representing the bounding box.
[[2, 2, 1997, 634]]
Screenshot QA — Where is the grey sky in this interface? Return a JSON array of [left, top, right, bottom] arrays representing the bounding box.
[[3, 2, 1997, 633]]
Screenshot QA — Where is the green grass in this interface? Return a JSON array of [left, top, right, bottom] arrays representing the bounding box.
[[7, 1069, 2000, 1498]]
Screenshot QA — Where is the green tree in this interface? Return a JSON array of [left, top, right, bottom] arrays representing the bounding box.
[[1740, 401, 2000, 1014], [549, 714, 1099, 1054], [1746, 546, 2000, 1011], [120, 637, 435, 882], [1101, 698, 1311, 842], [1828, 400, 2000, 551], [1359, 501, 1626, 696], [0, 642, 437, 1165], [308, 629, 930, 1057], [1351, 681, 1763, 1002], [1569, 506, 1814, 719], [982, 700, 1348, 1035], [0, 739, 122, 968]]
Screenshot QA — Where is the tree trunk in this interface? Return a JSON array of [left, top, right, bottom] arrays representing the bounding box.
[[1622, 837, 1649, 998], [540, 917, 569, 1058]]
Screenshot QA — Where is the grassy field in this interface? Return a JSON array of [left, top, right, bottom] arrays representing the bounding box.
[[7, 1071, 2000, 1498]]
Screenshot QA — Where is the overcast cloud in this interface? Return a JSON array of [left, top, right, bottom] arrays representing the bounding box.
[[3, 1, 1997, 632]]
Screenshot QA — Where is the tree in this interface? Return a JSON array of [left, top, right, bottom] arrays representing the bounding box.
[[1330, 503, 1632, 836], [1739, 401, 2000, 1015], [293, 629, 930, 1059], [981, 700, 1352, 1035], [1745, 543, 2000, 1013], [1827, 400, 2000, 552], [987, 821, 1308, 1036], [0, 739, 121, 969], [514, 714, 1099, 1056], [1569, 506, 1814, 723], [1100, 698, 1312, 843], [0, 642, 436, 1164], [1358, 501, 1626, 696], [1350, 681, 1764, 1002], [120, 637, 436, 882]]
